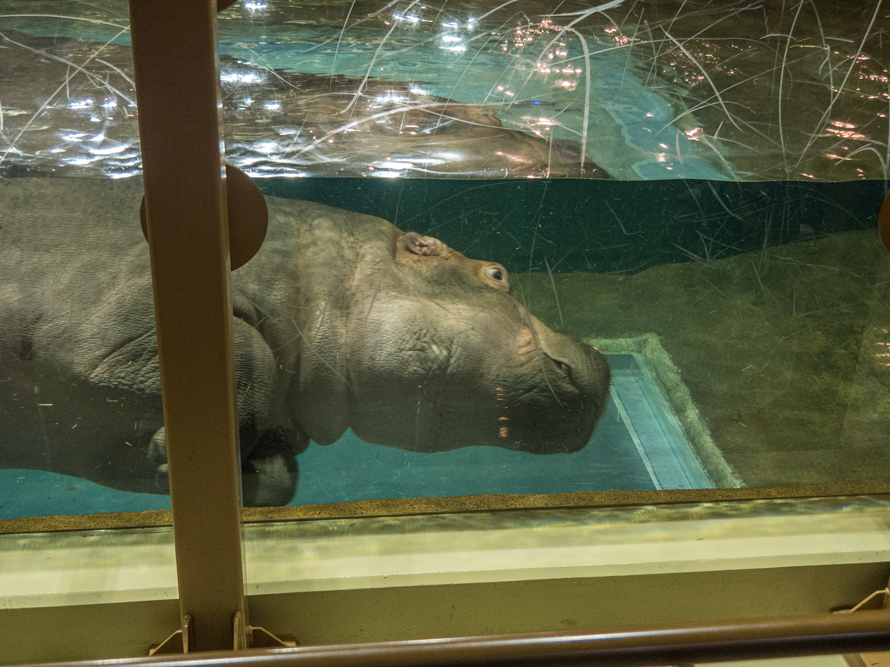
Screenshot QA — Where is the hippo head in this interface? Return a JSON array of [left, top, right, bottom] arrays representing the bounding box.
[[302, 229, 611, 456]]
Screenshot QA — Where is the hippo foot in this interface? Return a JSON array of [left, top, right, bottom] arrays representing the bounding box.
[[241, 427, 300, 506], [148, 425, 300, 505], [148, 427, 170, 491], [148, 426, 167, 464]]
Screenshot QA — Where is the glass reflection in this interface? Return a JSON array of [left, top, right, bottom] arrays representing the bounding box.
[[0, 0, 888, 522], [1, 0, 885, 181]]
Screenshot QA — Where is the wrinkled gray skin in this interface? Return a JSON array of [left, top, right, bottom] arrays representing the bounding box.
[[0, 178, 611, 506]]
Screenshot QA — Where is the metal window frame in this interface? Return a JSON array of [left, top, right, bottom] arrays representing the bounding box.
[[37, 0, 887, 662]]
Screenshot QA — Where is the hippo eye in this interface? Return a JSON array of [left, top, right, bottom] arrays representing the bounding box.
[[484, 264, 509, 290]]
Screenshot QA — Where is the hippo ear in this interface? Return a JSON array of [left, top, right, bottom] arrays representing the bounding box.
[[404, 231, 444, 256]]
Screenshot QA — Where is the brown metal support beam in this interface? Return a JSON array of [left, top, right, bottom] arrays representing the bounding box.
[[127, 0, 247, 652]]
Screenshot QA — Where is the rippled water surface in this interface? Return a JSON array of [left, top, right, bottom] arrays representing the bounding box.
[[1, 0, 887, 180]]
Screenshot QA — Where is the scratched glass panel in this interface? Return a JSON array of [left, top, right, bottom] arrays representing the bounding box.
[[0, 1, 886, 181], [1, 0, 889, 524], [0, 177, 173, 520]]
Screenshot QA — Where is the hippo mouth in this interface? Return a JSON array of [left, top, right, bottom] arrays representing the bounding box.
[[495, 386, 603, 455], [347, 330, 611, 457], [508, 338, 611, 455]]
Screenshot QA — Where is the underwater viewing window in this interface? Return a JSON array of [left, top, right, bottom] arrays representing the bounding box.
[[2, 0, 889, 522], [1, 0, 890, 663]]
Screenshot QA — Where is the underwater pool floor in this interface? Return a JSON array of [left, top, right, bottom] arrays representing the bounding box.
[[0, 348, 716, 520]]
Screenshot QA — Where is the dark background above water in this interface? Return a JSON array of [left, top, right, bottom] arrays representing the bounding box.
[[259, 178, 885, 275]]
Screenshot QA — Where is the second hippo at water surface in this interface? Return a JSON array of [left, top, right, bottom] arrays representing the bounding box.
[[0, 178, 611, 505]]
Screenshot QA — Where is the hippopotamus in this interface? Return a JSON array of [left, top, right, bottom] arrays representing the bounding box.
[[0, 177, 611, 506]]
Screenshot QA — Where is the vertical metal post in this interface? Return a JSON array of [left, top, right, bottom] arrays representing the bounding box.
[[128, 0, 247, 652]]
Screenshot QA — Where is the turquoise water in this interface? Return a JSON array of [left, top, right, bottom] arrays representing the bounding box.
[[1, 175, 882, 519], [2, 352, 713, 519], [0, 395, 649, 518], [0, 20, 729, 181], [214, 29, 730, 181]]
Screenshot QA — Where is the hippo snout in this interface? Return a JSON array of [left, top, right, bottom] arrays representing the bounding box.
[[529, 316, 611, 419], [498, 316, 611, 456], [545, 336, 611, 419]]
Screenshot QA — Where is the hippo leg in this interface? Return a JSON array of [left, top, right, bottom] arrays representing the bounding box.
[[241, 425, 307, 506], [145, 317, 307, 506], [147, 428, 171, 491], [147, 421, 306, 506]]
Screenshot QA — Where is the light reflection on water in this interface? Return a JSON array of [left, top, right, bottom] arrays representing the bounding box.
[[2, 0, 885, 181]]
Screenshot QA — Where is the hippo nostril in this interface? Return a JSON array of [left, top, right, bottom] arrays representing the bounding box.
[[552, 357, 571, 377]]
